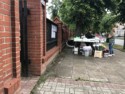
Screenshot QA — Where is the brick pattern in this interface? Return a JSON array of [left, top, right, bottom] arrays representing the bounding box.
[[4, 78, 20, 94], [41, 17, 63, 69], [20, 0, 70, 75], [19, 76, 39, 94], [54, 17, 69, 51], [63, 25, 69, 42], [0, 0, 20, 93], [36, 77, 125, 94], [0, 29, 4, 94], [26, 0, 64, 76], [43, 47, 59, 63], [0, 0, 13, 82], [27, 0, 45, 75], [0, 0, 71, 93], [41, 17, 70, 72], [40, 3, 47, 74], [57, 23, 63, 52], [26, 0, 70, 76], [11, 0, 20, 78], [40, 4, 46, 56]]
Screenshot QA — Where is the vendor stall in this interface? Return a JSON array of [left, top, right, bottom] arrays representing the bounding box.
[[73, 37, 99, 55], [74, 37, 100, 43], [73, 36, 106, 57]]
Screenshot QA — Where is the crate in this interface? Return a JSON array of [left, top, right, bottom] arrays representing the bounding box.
[[94, 50, 103, 58]]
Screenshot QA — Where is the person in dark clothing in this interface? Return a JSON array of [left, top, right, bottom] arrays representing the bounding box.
[[85, 31, 95, 39], [85, 31, 95, 55], [108, 29, 115, 56]]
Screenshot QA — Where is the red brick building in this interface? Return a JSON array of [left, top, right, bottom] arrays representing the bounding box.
[[0, 0, 20, 94], [0, 0, 70, 94]]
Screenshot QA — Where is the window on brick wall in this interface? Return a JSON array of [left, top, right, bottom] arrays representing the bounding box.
[[46, 19, 58, 51]]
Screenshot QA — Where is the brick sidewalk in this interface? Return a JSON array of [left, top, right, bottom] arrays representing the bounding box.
[[36, 77, 125, 94], [19, 76, 39, 94], [33, 48, 125, 94]]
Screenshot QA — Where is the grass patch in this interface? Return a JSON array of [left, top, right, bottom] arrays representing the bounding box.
[[113, 44, 125, 52], [103, 43, 125, 52], [31, 52, 65, 94]]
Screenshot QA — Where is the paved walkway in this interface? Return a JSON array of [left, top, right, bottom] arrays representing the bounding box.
[[18, 76, 39, 94], [34, 48, 125, 94]]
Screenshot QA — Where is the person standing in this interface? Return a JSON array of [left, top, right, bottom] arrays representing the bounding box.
[[85, 30, 95, 55], [108, 29, 115, 56]]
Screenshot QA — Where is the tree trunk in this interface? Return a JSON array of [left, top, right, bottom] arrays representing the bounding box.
[[75, 23, 81, 37]]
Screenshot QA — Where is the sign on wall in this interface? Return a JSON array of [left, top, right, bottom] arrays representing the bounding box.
[[51, 24, 57, 38]]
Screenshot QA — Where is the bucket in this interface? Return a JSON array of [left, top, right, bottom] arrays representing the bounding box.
[[74, 51, 78, 54], [74, 47, 78, 51], [104, 53, 109, 57], [84, 50, 89, 57], [74, 47, 78, 54]]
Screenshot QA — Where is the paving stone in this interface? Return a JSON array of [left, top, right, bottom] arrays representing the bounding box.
[[55, 89, 65, 93], [30, 48, 125, 94], [83, 91, 89, 94], [40, 83, 44, 88], [44, 91, 53, 94], [89, 90, 93, 94], [70, 88, 75, 93], [65, 88, 70, 93], [74, 88, 83, 92], [39, 91, 44, 94], [74, 91, 83, 94]]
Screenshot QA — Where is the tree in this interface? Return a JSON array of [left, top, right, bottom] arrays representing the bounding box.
[[59, 0, 104, 36], [47, 0, 62, 20], [59, 0, 120, 36], [99, 13, 119, 33]]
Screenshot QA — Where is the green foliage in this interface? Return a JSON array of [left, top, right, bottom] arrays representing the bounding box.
[[47, 0, 62, 20], [58, 0, 120, 36], [118, 0, 125, 22], [96, 13, 119, 33], [47, 0, 120, 35], [103, 0, 120, 13]]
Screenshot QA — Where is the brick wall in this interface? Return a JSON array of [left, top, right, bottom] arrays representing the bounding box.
[[0, 0, 70, 93], [42, 17, 71, 65], [27, 0, 62, 76], [11, 0, 20, 79], [63, 25, 69, 42], [40, 4, 46, 56], [53, 17, 63, 51], [0, 0, 20, 94], [41, 17, 62, 67], [0, 25, 3, 94], [21, 0, 69, 76], [27, 0, 46, 75], [1, 0, 13, 83]]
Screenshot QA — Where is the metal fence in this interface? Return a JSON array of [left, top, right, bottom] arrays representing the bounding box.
[[46, 19, 58, 51]]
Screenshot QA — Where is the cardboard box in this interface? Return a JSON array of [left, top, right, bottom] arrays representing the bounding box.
[[94, 50, 103, 58]]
